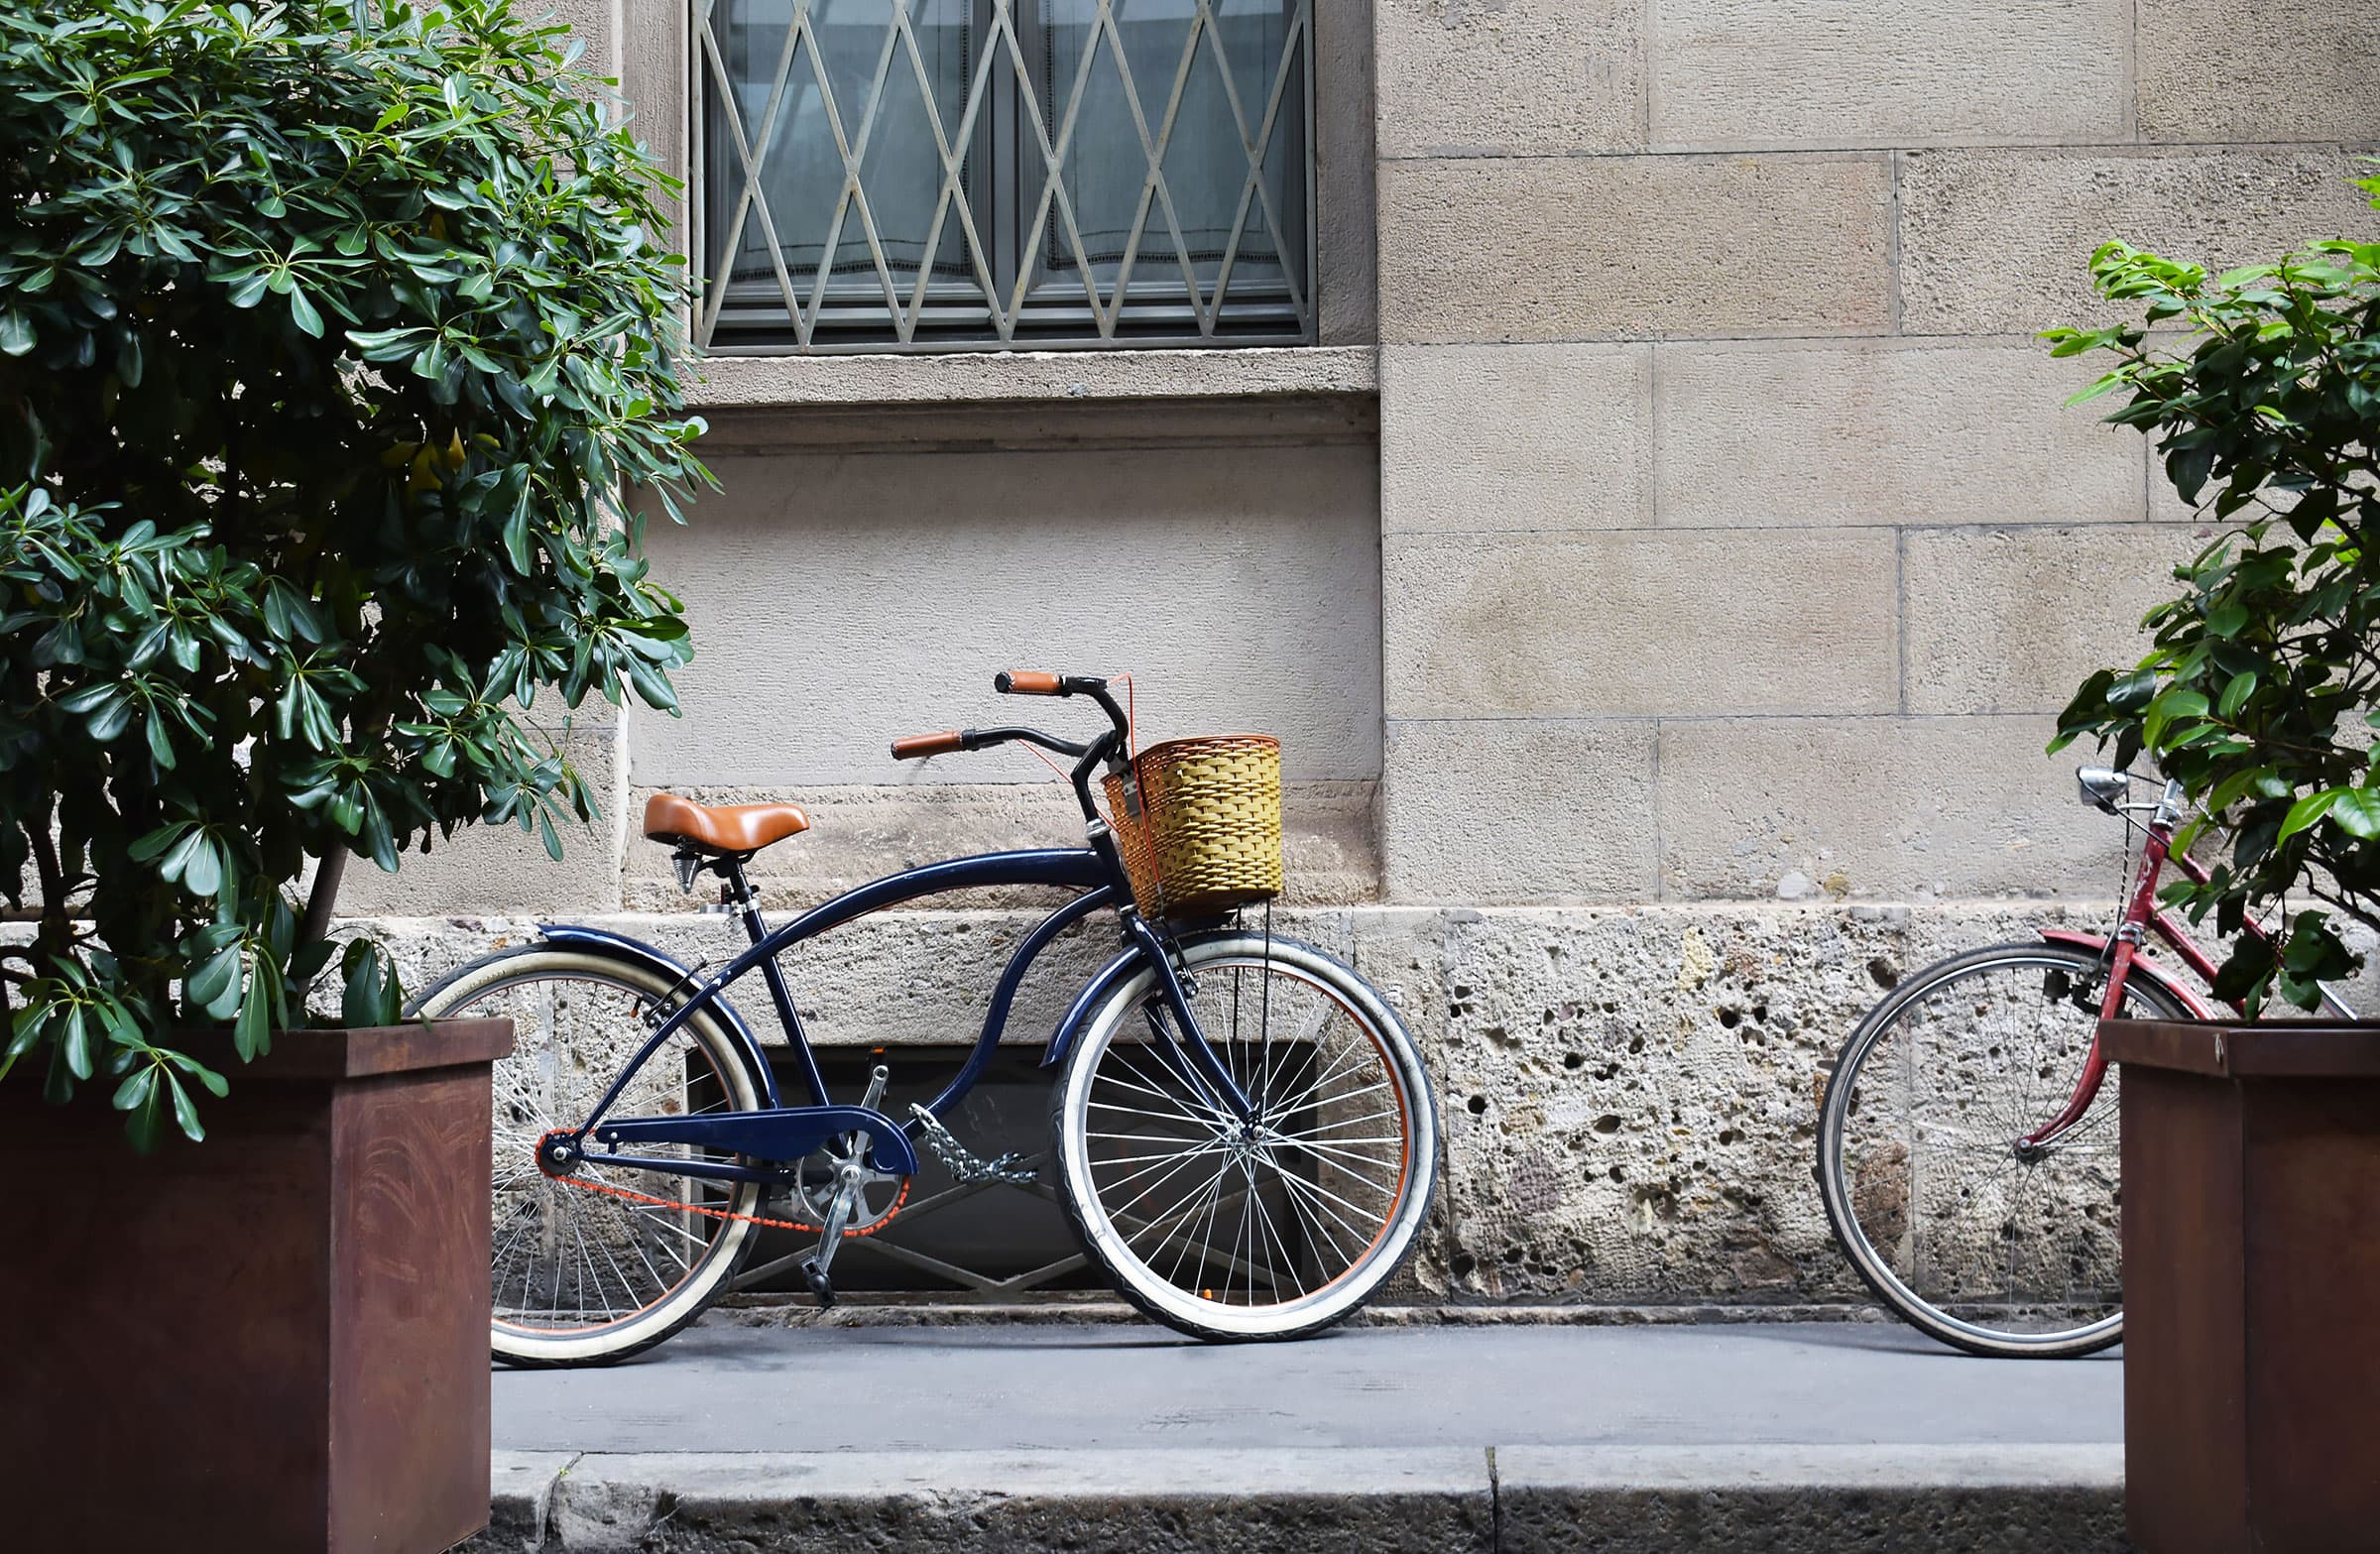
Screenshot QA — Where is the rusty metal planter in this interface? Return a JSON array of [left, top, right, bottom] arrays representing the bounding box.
[[0, 1019, 513, 1553], [2100, 1017, 2380, 1554]]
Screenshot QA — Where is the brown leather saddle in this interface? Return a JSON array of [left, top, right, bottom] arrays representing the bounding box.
[[642, 791, 809, 856]]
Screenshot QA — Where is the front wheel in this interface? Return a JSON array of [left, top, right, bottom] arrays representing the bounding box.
[[1817, 940, 2189, 1359], [1052, 931, 1440, 1342]]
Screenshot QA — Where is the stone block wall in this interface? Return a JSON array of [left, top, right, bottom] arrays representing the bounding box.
[[1372, 1, 2380, 911]]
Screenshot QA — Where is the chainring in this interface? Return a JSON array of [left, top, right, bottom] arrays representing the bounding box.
[[790, 1139, 908, 1237]]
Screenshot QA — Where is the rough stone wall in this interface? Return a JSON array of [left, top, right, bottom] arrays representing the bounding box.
[[375, 898, 2344, 1308], [1338, 3, 2379, 1300]]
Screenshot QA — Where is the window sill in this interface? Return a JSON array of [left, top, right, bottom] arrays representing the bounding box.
[[681, 345, 1378, 411]]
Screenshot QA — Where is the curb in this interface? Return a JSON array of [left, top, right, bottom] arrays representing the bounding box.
[[703, 1298, 1907, 1331], [461, 1444, 2127, 1553]]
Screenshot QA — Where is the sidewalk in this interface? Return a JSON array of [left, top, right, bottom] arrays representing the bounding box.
[[466, 1317, 2127, 1552]]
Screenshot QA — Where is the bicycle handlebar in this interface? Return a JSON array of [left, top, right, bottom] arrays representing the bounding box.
[[891, 671, 1130, 807], [892, 672, 1136, 832], [997, 669, 1110, 697], [891, 731, 967, 761], [993, 671, 1130, 750], [888, 721, 1097, 764]]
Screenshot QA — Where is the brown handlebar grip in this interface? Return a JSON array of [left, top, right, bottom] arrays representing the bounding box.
[[995, 670, 1064, 695], [891, 731, 967, 761]]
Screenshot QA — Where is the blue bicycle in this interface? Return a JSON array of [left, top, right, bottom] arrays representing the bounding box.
[[415, 672, 1439, 1365]]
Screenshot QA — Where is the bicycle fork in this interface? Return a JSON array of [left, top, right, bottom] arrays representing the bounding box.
[[1124, 911, 1257, 1124], [2020, 793, 2182, 1153]]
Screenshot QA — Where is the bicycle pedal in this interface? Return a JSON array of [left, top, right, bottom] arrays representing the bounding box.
[[800, 1257, 836, 1311]]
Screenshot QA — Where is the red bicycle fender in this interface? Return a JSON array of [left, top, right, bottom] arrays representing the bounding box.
[[2038, 929, 2218, 1018]]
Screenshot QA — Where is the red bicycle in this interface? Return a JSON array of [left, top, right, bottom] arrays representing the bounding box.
[[1815, 766, 2355, 1357]]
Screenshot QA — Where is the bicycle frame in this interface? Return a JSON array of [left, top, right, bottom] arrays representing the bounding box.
[[548, 682, 1260, 1188], [2020, 778, 2354, 1148]]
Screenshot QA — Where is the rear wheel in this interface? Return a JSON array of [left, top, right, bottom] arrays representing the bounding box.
[[1052, 932, 1438, 1342], [411, 948, 764, 1368], [1816, 940, 2188, 1358]]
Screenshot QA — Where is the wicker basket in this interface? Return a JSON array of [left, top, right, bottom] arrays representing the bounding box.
[[1101, 734, 1282, 920]]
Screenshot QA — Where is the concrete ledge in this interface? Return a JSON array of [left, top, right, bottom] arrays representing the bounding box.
[[702, 1296, 1912, 1330], [1498, 1445, 2128, 1553], [483, 1452, 576, 1549], [684, 345, 1378, 410], [469, 1445, 2124, 1553], [475, 1448, 1492, 1553]]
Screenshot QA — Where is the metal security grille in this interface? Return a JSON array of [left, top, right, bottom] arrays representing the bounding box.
[[694, 0, 1315, 352]]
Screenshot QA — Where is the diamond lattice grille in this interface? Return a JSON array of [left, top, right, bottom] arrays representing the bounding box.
[[695, 0, 1314, 351]]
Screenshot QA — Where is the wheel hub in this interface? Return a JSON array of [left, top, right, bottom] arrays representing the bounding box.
[[535, 1130, 583, 1179]]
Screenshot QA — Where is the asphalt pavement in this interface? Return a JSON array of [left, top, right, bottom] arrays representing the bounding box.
[[468, 1319, 2131, 1551], [492, 1317, 2122, 1454]]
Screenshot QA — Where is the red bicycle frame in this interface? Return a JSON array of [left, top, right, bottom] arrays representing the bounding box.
[[2021, 778, 2347, 1148]]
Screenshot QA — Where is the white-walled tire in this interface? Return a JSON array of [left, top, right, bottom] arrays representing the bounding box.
[[412, 947, 764, 1368], [1052, 932, 1439, 1342]]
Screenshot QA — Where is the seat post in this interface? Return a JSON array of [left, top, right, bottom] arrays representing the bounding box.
[[718, 855, 768, 944]]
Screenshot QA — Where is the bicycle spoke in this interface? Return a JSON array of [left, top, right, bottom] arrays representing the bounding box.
[[1265, 1135, 1401, 1194], [1276, 1166, 1382, 1255], [1092, 1135, 1235, 1197], [1250, 1178, 1306, 1298], [1094, 1057, 1227, 1124], [1275, 1157, 1359, 1265], [1265, 1106, 1401, 1139], [1164, 1162, 1234, 1290]]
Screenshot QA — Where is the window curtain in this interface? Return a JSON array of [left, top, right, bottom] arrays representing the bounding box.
[[716, 0, 975, 292], [1041, 0, 1295, 288]]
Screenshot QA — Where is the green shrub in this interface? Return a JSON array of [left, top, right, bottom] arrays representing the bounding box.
[[0, 1, 709, 1144], [2047, 170, 2380, 1012]]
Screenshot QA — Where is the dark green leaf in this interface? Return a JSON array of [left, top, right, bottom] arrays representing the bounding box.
[[184, 943, 242, 1018], [111, 1066, 155, 1114], [287, 286, 323, 338], [2278, 788, 2345, 844], [167, 1072, 203, 1142], [2332, 788, 2380, 841], [234, 971, 271, 1060]]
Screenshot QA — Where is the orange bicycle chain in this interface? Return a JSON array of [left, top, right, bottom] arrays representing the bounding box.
[[536, 1131, 908, 1239]]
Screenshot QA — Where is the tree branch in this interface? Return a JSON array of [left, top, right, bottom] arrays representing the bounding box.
[[25, 819, 68, 966], [293, 844, 346, 1004]]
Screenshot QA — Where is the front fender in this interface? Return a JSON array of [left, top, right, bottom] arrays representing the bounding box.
[[2039, 929, 2218, 1018], [1039, 927, 1265, 1070], [536, 923, 780, 1107], [1041, 939, 1152, 1070]]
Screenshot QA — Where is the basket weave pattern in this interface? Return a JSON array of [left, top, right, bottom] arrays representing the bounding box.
[[1102, 735, 1282, 919]]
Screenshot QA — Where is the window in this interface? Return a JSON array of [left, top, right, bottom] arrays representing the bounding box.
[[695, 0, 1314, 352]]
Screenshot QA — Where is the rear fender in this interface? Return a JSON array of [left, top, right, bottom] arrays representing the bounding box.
[[2039, 928, 2217, 1018], [536, 923, 780, 1108]]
